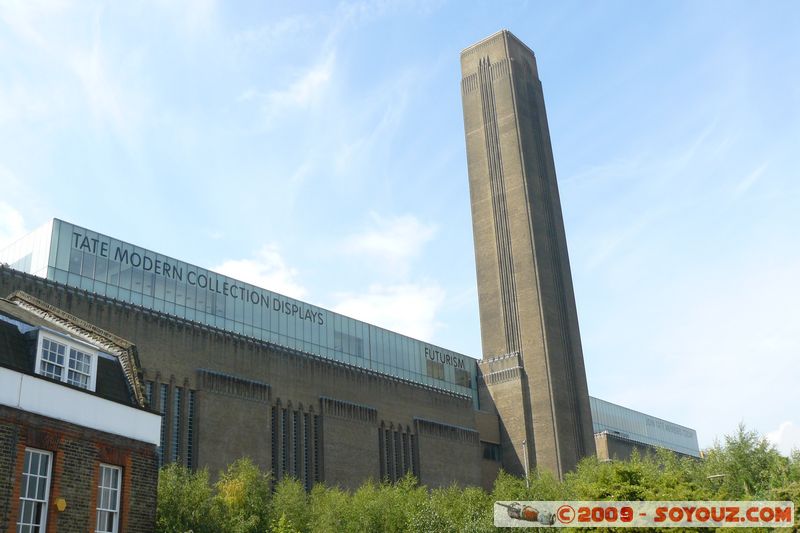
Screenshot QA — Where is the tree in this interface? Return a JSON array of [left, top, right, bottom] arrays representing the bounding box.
[[156, 463, 218, 533], [214, 457, 272, 533], [153, 424, 799, 533], [270, 478, 308, 532], [306, 483, 350, 533], [703, 423, 789, 498]]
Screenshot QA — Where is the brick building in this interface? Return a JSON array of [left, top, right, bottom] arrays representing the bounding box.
[[0, 31, 699, 495], [0, 292, 160, 533]]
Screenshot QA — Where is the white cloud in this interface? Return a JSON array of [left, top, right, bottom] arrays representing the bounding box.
[[587, 255, 800, 450], [242, 53, 335, 119], [151, 0, 218, 36], [0, 84, 57, 125], [0, 2, 147, 148], [66, 9, 147, 149], [343, 212, 437, 277], [234, 15, 315, 51], [0, 0, 71, 49], [333, 282, 445, 341], [213, 244, 307, 300], [0, 202, 27, 250], [767, 421, 800, 457], [733, 162, 768, 197]]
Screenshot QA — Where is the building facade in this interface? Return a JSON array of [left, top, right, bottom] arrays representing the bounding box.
[[0, 292, 160, 533], [460, 30, 595, 478], [0, 237, 487, 489], [0, 31, 699, 492], [591, 397, 700, 460]]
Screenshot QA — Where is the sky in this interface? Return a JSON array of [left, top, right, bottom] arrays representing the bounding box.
[[1, 0, 798, 455]]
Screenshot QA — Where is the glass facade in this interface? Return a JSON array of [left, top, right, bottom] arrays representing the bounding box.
[[0, 220, 53, 278], [590, 396, 700, 457], [5, 219, 477, 403]]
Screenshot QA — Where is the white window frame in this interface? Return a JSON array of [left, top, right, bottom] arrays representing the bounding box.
[[34, 330, 98, 392], [95, 464, 122, 533], [16, 448, 53, 533]]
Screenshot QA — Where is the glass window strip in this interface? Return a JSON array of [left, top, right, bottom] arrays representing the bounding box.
[[281, 409, 288, 478], [313, 415, 321, 482], [410, 434, 419, 478], [394, 431, 402, 479], [171, 387, 182, 463], [186, 390, 195, 469], [271, 406, 279, 480], [158, 384, 168, 466], [144, 381, 153, 406], [303, 412, 311, 491], [378, 428, 386, 479]]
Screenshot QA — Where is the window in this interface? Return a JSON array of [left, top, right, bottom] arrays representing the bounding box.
[[39, 338, 65, 380], [95, 464, 121, 533], [67, 348, 92, 388], [186, 390, 196, 469], [271, 406, 280, 479], [426, 359, 444, 380], [455, 368, 472, 388], [334, 331, 363, 357], [144, 381, 153, 406], [36, 334, 96, 391], [158, 384, 168, 466], [171, 387, 182, 462], [17, 448, 52, 533], [482, 441, 501, 462]]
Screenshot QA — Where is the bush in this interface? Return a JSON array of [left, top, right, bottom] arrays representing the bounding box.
[[156, 463, 218, 533]]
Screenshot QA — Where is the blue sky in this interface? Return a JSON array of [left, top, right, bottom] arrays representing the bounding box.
[[1, 0, 798, 454]]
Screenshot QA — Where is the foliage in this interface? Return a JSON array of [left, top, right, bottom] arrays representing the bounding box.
[[156, 463, 218, 533], [270, 478, 308, 532], [215, 457, 272, 533], [703, 423, 790, 498], [155, 424, 800, 532]]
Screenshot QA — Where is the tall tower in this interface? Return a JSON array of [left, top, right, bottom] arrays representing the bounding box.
[[460, 30, 595, 478]]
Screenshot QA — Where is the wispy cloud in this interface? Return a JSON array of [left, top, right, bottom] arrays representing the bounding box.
[[732, 162, 768, 198], [150, 0, 218, 36], [0, 202, 27, 250], [767, 421, 800, 456], [0, 0, 71, 49], [67, 15, 143, 148], [342, 212, 437, 277], [234, 15, 315, 52], [591, 254, 800, 449], [333, 67, 419, 177], [214, 244, 307, 299], [0, 83, 58, 125], [0, 2, 147, 149], [241, 53, 335, 121], [333, 282, 445, 341]]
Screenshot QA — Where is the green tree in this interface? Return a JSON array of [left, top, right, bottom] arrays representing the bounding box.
[[307, 483, 351, 533], [270, 478, 308, 532], [156, 463, 219, 533], [336, 476, 424, 532], [424, 484, 494, 533], [704, 423, 789, 498], [214, 457, 272, 533], [270, 513, 301, 533]]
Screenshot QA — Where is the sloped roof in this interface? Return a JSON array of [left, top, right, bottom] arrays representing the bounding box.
[[0, 291, 146, 408]]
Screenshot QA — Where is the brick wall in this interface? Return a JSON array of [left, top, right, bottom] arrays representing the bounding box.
[[1, 268, 491, 488], [0, 421, 19, 532], [0, 405, 157, 533]]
